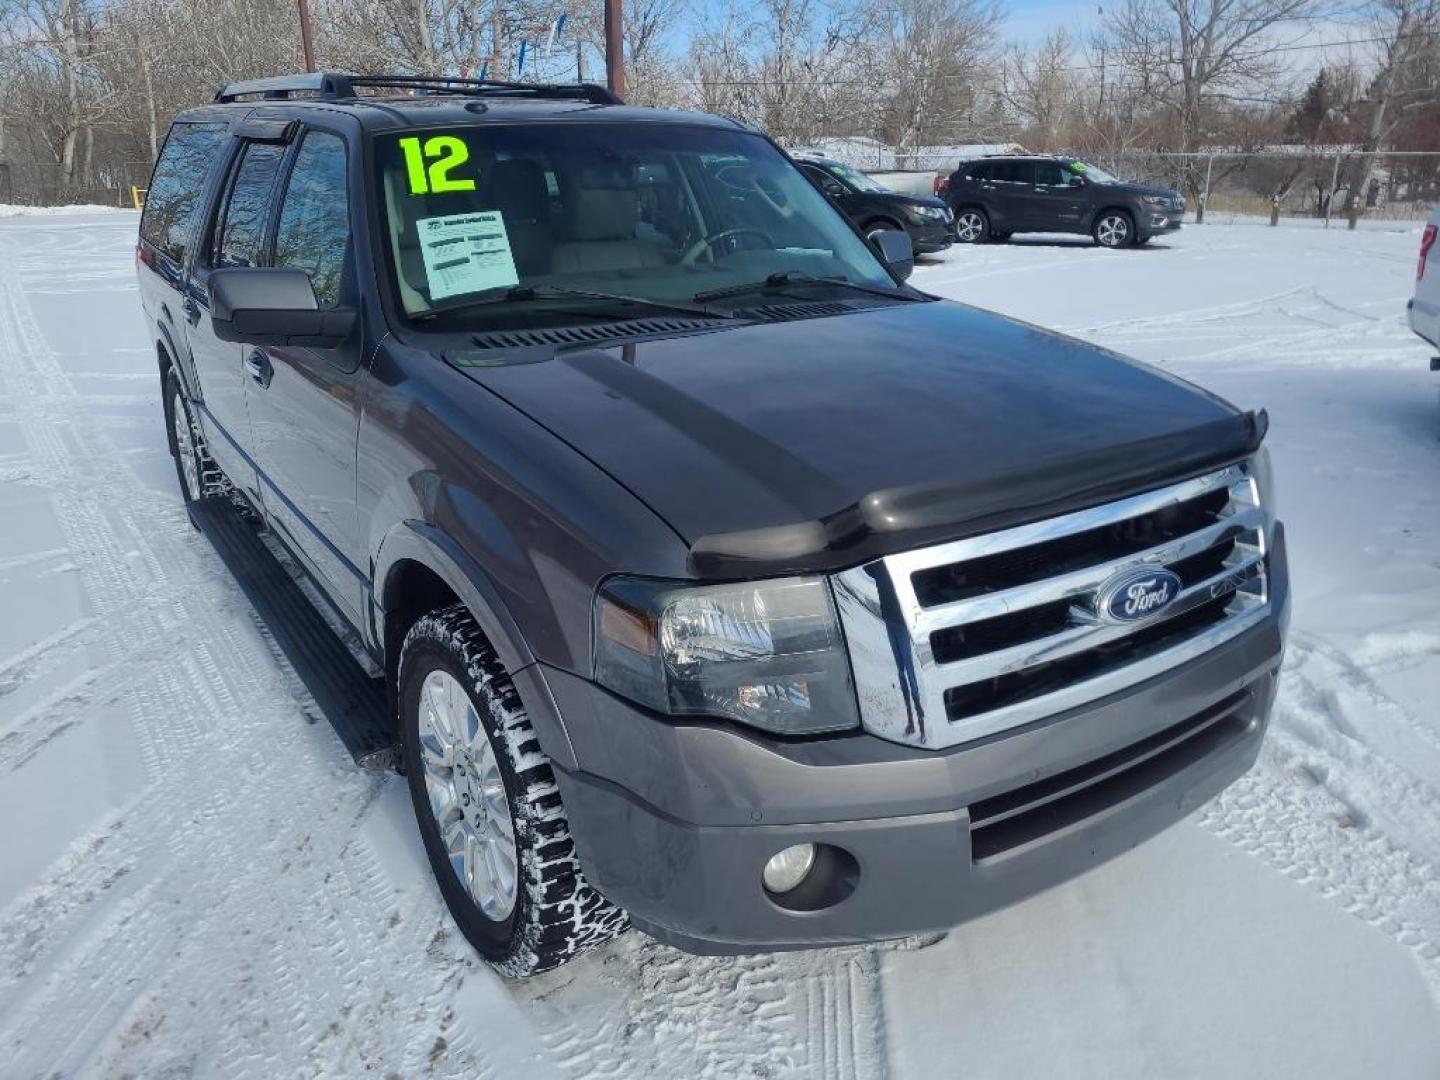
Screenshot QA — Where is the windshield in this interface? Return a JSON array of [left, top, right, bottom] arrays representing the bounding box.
[[372, 123, 895, 324], [823, 161, 889, 194], [1066, 160, 1122, 184]]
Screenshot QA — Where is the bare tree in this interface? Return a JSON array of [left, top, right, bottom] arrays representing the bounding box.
[[1342, 0, 1440, 218], [872, 0, 1001, 156], [1003, 27, 1077, 151], [1104, 0, 1322, 216]]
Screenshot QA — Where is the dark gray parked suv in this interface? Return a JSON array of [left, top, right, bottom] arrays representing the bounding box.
[[138, 73, 1286, 976], [945, 155, 1186, 247]]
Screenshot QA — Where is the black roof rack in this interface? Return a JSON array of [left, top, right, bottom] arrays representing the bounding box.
[[214, 72, 621, 106]]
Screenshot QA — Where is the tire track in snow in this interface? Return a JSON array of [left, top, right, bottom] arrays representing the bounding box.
[[0, 223, 483, 1078], [1198, 635, 1440, 997], [0, 217, 890, 1080]]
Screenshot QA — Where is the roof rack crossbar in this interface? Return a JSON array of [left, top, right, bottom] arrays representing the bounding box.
[[214, 72, 621, 106]]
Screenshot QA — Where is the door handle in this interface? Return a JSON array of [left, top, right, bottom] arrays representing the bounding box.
[[244, 349, 273, 389], [182, 296, 200, 326]]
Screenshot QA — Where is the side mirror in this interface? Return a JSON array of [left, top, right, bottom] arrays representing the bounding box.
[[209, 268, 355, 348], [1069, 175, 1087, 188], [869, 228, 914, 281]]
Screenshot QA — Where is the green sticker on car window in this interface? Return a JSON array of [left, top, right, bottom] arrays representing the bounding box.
[[398, 135, 476, 195]]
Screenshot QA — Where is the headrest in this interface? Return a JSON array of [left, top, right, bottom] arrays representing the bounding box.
[[569, 188, 639, 241]]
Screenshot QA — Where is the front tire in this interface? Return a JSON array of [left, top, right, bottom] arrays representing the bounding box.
[[1093, 211, 1135, 248], [953, 207, 990, 243], [399, 605, 627, 976]]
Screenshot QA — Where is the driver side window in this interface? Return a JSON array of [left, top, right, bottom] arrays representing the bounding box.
[[807, 167, 846, 198], [273, 130, 351, 309], [1033, 162, 1068, 187]]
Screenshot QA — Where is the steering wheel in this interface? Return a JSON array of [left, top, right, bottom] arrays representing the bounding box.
[[681, 227, 776, 266]]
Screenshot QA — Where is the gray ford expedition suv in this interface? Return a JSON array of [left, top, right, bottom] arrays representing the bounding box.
[[137, 73, 1288, 976]]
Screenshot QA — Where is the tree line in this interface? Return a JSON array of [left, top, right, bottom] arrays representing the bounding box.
[[0, 0, 1436, 206]]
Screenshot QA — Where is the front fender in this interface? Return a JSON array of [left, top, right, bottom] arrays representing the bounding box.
[[371, 519, 534, 674], [371, 520, 580, 771]]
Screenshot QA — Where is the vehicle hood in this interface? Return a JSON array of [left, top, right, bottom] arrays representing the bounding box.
[[1109, 182, 1182, 201], [459, 301, 1262, 577], [880, 192, 949, 211]]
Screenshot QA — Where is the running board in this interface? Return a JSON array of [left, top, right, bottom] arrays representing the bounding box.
[[189, 496, 399, 772]]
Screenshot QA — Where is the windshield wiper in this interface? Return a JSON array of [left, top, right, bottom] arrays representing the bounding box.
[[693, 271, 919, 304], [413, 284, 736, 323]]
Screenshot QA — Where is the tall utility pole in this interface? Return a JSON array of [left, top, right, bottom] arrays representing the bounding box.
[[297, 0, 317, 72], [604, 0, 625, 98]]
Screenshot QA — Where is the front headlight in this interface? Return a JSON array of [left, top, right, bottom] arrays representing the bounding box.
[[908, 205, 945, 221], [593, 576, 860, 735], [1141, 195, 1167, 206]]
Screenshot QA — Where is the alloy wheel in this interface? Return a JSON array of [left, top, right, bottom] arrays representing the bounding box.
[[417, 668, 518, 921], [1097, 214, 1130, 247], [955, 211, 986, 242]]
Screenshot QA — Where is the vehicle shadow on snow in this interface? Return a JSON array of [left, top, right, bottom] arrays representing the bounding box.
[[988, 236, 1178, 252]]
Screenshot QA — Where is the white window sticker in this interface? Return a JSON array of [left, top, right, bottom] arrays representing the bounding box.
[[417, 211, 519, 300]]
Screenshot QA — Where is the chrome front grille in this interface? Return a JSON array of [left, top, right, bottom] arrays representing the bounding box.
[[831, 463, 1270, 749]]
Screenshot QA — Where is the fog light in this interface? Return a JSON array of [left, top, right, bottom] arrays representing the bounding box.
[[763, 844, 817, 894]]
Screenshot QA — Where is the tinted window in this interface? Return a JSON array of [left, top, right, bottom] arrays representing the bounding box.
[[139, 122, 226, 265], [1033, 161, 1068, 186], [967, 162, 991, 180], [805, 166, 846, 196], [213, 143, 285, 268], [273, 131, 350, 308], [992, 161, 1034, 184]]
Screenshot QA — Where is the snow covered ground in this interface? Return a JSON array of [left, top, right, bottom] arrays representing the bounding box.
[[1, 212, 1438, 1078]]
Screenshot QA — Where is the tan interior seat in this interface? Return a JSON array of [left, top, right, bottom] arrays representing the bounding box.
[[552, 168, 668, 274]]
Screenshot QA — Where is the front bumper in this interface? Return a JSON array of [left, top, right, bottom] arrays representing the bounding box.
[[543, 526, 1288, 955], [1140, 210, 1184, 238], [907, 217, 954, 253]]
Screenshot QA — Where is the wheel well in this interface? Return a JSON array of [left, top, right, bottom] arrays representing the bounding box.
[[1094, 206, 1134, 227], [381, 558, 463, 708], [862, 216, 904, 233]]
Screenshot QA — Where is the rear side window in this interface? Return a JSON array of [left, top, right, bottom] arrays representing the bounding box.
[[992, 161, 1034, 184], [967, 163, 991, 180], [273, 131, 350, 308], [140, 122, 226, 265], [213, 143, 285, 268]]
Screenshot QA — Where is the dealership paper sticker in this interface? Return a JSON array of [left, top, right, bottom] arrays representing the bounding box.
[[417, 212, 519, 300]]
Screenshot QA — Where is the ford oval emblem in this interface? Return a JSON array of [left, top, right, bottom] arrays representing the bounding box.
[[1097, 567, 1183, 623]]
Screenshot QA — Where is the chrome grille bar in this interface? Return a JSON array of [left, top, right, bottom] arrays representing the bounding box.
[[831, 462, 1272, 750]]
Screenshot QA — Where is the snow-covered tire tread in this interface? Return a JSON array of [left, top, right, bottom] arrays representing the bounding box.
[[165, 366, 231, 502], [398, 604, 628, 976]]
